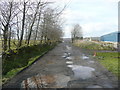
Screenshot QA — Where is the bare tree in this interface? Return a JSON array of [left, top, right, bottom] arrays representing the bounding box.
[[71, 24, 83, 43], [18, 1, 28, 47], [33, 6, 42, 44], [0, 1, 19, 51], [16, 16, 20, 41], [0, 0, 64, 52], [27, 1, 42, 45], [40, 8, 63, 44]]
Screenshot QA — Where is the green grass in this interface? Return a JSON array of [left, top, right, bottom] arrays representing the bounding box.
[[96, 52, 119, 77], [2, 67, 25, 83]]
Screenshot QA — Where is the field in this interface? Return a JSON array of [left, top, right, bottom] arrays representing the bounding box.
[[74, 40, 116, 50], [0, 39, 43, 53]]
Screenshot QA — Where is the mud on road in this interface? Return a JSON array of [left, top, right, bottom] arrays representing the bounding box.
[[3, 39, 118, 89]]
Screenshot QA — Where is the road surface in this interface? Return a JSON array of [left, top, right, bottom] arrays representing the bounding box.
[[3, 39, 118, 89]]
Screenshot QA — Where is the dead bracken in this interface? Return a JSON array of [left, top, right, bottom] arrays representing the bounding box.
[[21, 74, 55, 88]]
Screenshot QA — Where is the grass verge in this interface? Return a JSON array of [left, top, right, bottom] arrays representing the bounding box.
[[96, 52, 119, 77], [2, 43, 56, 84]]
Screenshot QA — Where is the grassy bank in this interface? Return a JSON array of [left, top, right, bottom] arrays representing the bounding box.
[[0, 40, 2, 53], [96, 52, 119, 77], [2, 43, 56, 84]]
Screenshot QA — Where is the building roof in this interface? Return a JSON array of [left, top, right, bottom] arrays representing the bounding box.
[[101, 31, 120, 37]]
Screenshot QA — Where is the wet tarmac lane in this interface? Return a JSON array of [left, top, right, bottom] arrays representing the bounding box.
[[3, 39, 118, 89], [61, 44, 117, 88]]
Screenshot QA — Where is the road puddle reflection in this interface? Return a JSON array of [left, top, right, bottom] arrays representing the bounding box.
[[82, 54, 89, 60], [66, 45, 71, 50], [66, 61, 73, 64], [86, 85, 103, 88], [62, 56, 66, 58], [65, 56, 73, 60], [67, 65, 95, 80], [64, 52, 68, 56], [62, 52, 71, 58], [67, 65, 73, 68]]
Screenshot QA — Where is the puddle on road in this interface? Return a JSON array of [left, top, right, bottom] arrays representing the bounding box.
[[62, 56, 66, 58], [62, 52, 71, 58], [64, 52, 71, 56], [66, 61, 73, 64], [67, 65, 95, 80], [67, 53, 71, 56], [81, 54, 89, 60], [65, 56, 73, 60], [86, 85, 103, 88], [64, 53, 68, 56], [66, 45, 71, 50], [67, 65, 74, 68]]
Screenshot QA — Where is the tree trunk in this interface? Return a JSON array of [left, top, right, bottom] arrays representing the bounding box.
[[34, 12, 41, 44], [19, 2, 26, 47], [8, 27, 11, 50], [2, 2, 13, 51], [16, 16, 20, 41], [27, 2, 40, 46], [3, 27, 8, 51]]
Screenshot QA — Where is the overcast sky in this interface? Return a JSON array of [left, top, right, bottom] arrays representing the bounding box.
[[13, 0, 119, 38], [50, 0, 119, 38]]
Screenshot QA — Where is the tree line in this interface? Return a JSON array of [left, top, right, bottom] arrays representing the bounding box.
[[0, 0, 64, 52]]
